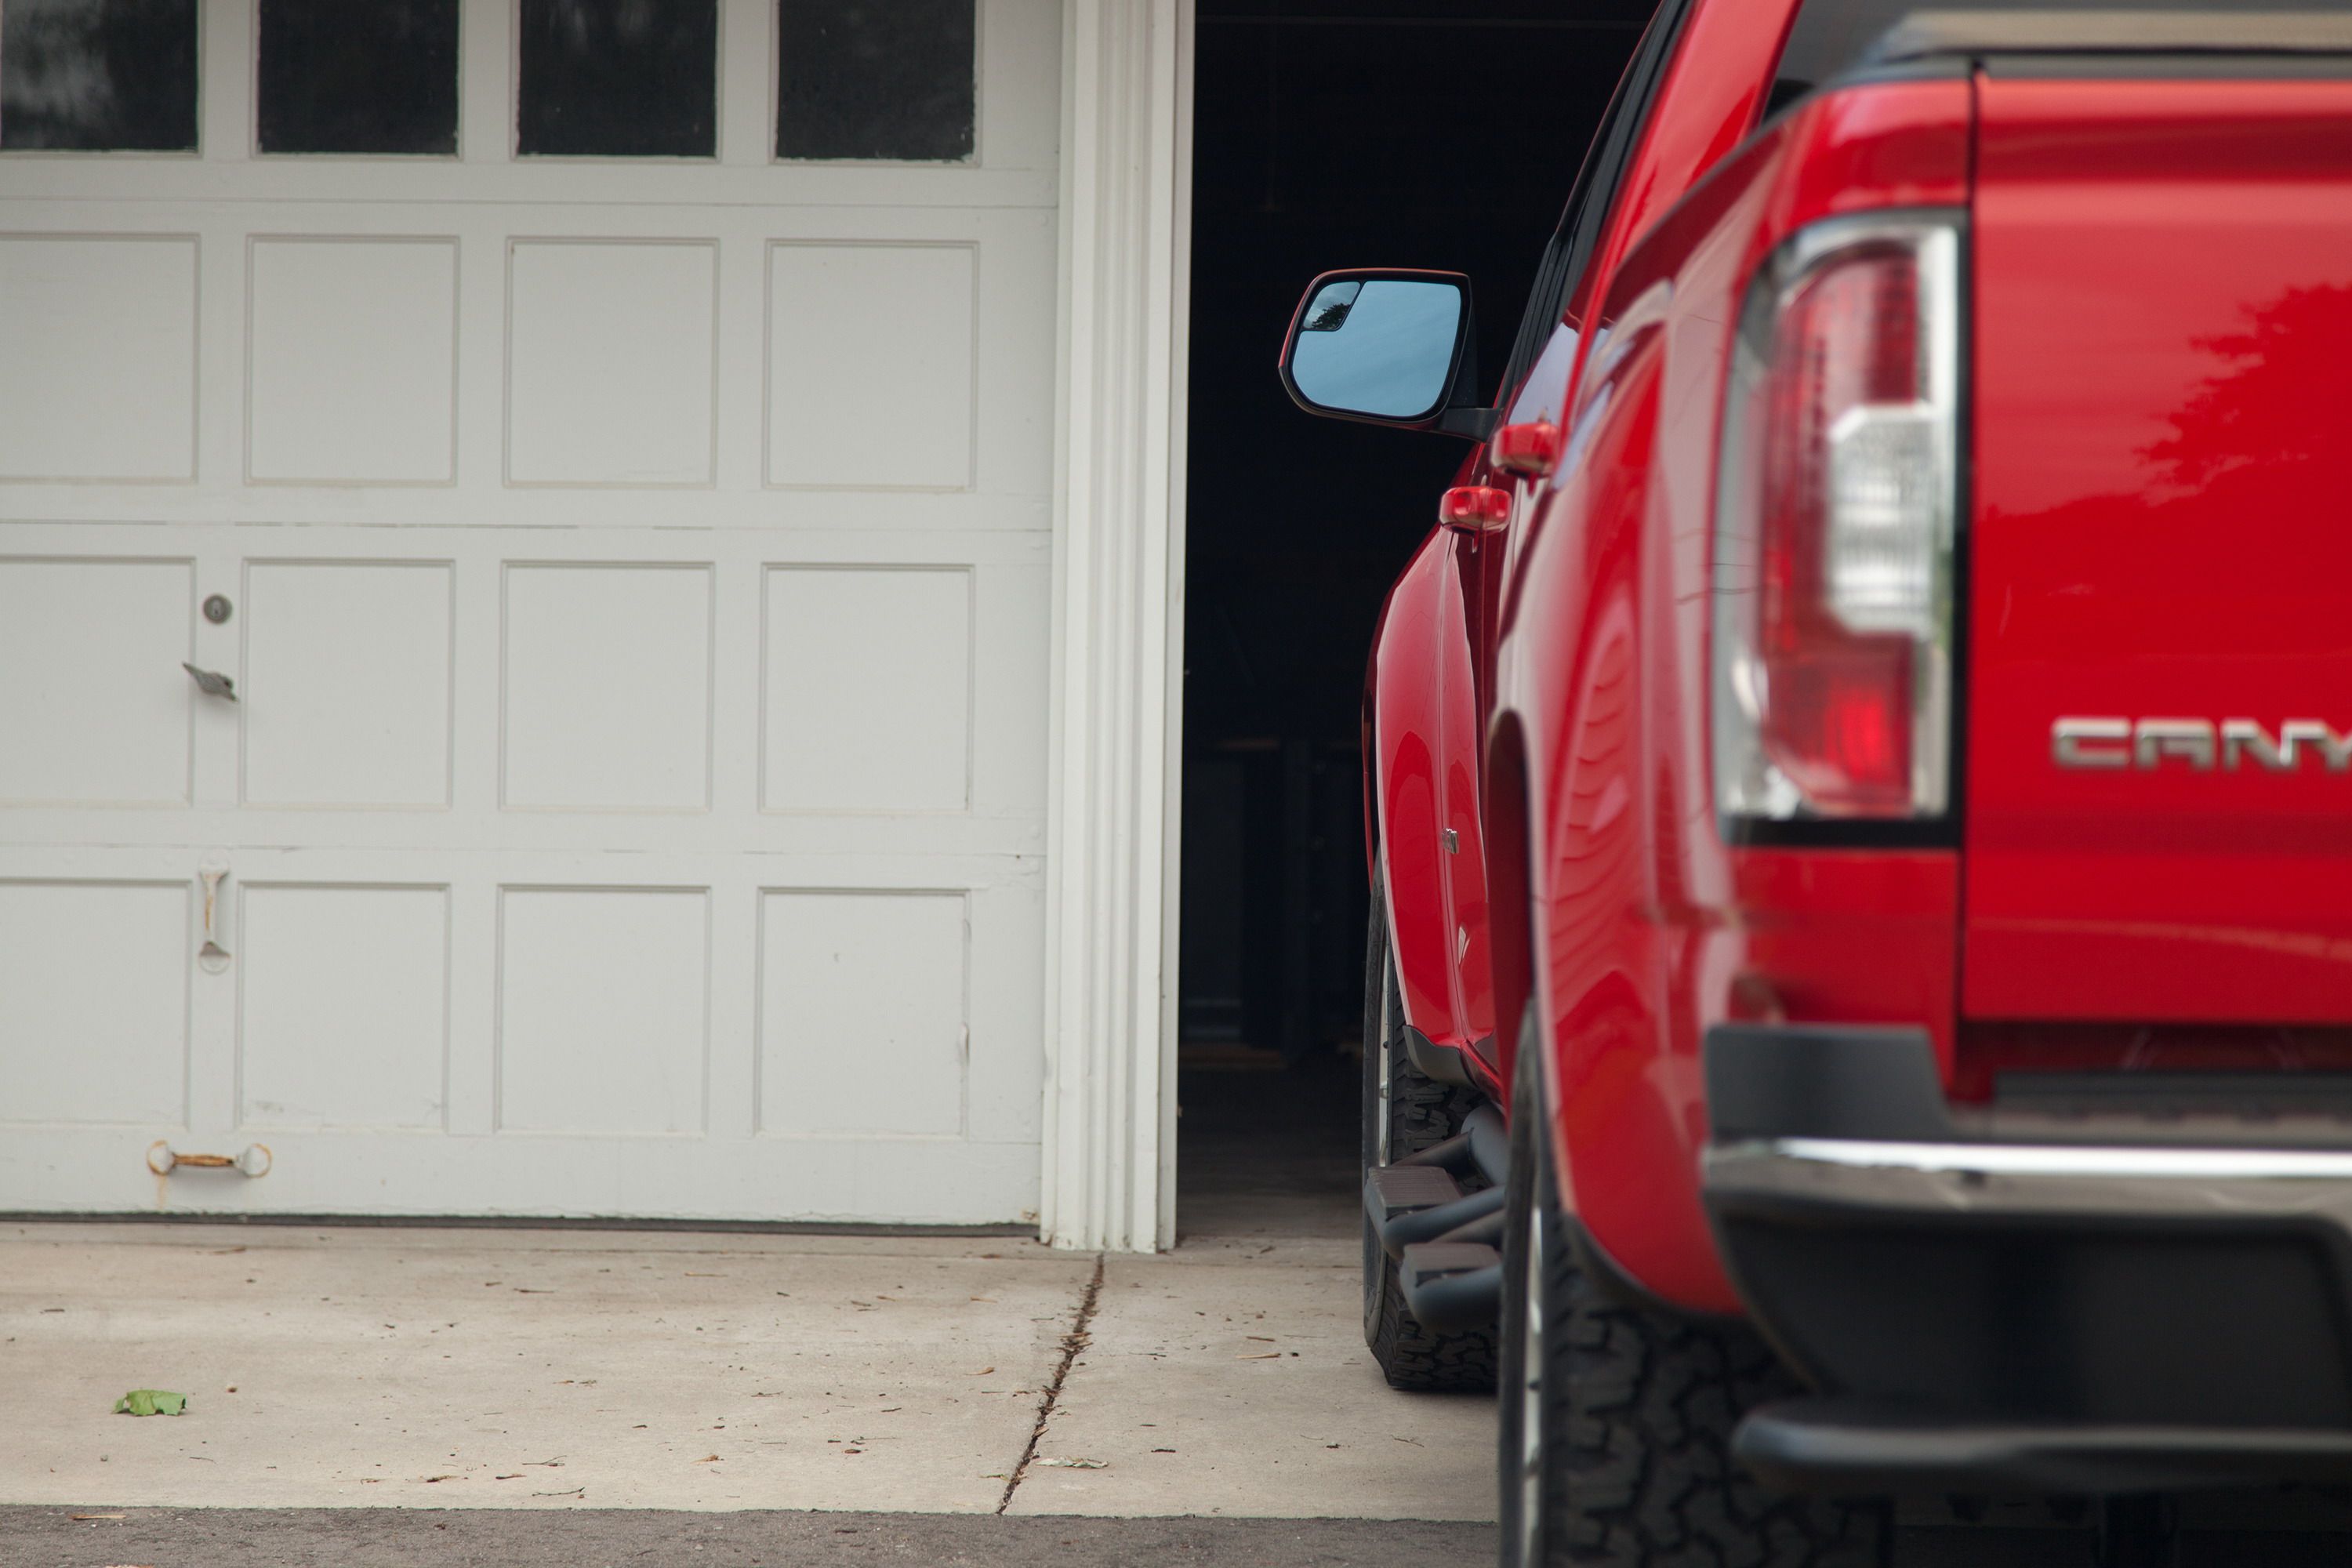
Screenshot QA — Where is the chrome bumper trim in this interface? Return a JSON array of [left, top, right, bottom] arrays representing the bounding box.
[[1707, 1137, 2352, 1221]]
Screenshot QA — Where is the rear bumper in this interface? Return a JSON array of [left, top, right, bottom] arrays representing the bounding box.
[[1731, 1397, 2352, 1497], [1701, 1025, 2352, 1494]]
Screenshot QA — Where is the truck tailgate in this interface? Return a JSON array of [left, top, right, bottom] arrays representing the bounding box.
[[1964, 77, 2352, 1023]]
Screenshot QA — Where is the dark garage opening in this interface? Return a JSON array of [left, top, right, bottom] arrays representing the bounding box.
[[1176, 2, 1652, 1239]]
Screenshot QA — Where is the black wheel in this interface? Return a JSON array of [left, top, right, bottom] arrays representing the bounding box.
[[1361, 871, 1497, 1392], [1497, 1011, 1888, 1566]]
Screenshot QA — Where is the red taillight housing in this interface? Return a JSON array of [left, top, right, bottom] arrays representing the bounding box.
[[1714, 215, 1960, 822]]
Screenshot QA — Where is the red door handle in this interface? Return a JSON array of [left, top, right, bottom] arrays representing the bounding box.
[[1490, 419, 1560, 478], [1439, 485, 1512, 533]]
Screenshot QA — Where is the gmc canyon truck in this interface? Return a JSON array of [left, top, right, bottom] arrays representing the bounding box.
[[1280, 2, 2352, 1563]]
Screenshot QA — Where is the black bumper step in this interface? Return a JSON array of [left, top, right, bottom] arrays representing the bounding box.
[[1737, 1396, 2352, 1497], [1397, 1240, 1501, 1337], [1363, 1164, 1504, 1262]]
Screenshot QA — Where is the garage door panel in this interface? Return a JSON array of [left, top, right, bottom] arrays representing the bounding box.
[[0, 880, 189, 1127], [765, 242, 975, 490], [248, 237, 459, 485], [971, 212, 1059, 498], [759, 888, 966, 1138], [0, 0, 1055, 1225], [972, 561, 1051, 816], [237, 883, 449, 1130], [242, 561, 454, 808], [964, 873, 1047, 1145], [0, 1126, 1040, 1223], [506, 239, 717, 486], [761, 565, 970, 813], [0, 558, 194, 808], [0, 235, 197, 481], [496, 886, 710, 1135], [502, 562, 713, 811]]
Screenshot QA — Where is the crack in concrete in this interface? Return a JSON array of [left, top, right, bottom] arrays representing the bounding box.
[[996, 1252, 1105, 1514]]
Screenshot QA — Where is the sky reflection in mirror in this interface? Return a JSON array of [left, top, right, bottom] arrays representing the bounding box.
[[1292, 278, 1461, 419]]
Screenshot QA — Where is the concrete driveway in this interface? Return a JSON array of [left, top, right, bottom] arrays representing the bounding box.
[[0, 1220, 1492, 1520]]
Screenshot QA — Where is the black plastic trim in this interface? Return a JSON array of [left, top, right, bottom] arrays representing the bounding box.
[[1871, 9, 2352, 64], [1463, 1103, 1510, 1189], [1705, 1024, 1957, 1145], [1434, 405, 1501, 441], [1395, 1130, 1474, 1175], [1737, 1396, 2352, 1497], [1404, 1025, 1475, 1089], [1570, 1211, 1748, 1325], [1397, 1242, 1503, 1336], [1389, 1105, 1506, 1188], [1705, 1025, 2352, 1150], [1363, 1162, 1462, 1229], [1380, 1181, 1507, 1261], [1437, 1207, 1505, 1250], [1716, 815, 1958, 851], [1985, 51, 2352, 78], [2002, 1070, 2352, 1109]]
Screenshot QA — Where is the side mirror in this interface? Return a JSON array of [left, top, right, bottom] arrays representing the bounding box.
[[1278, 269, 1483, 434]]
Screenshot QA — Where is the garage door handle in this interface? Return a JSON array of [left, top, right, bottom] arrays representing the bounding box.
[[183, 662, 238, 702], [148, 1141, 271, 1178], [198, 866, 230, 973]]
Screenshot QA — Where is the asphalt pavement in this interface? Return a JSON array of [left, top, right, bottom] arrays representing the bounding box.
[[0, 1507, 1490, 1567], [16, 1505, 2352, 1566]]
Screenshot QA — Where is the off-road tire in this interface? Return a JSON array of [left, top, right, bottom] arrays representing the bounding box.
[[1498, 1020, 1889, 1566], [1362, 874, 1498, 1392]]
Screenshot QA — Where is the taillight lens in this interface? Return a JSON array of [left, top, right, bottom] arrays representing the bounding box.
[[1713, 215, 1960, 821]]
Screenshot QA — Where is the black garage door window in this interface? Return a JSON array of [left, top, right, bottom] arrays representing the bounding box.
[[776, 0, 976, 162]]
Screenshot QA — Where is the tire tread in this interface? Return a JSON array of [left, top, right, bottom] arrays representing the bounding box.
[[1501, 1013, 1887, 1567]]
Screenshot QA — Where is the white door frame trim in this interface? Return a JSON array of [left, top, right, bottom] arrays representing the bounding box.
[[1041, 0, 1195, 1251]]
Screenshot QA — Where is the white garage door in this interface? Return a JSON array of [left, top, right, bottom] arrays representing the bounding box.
[[0, 0, 1059, 1223]]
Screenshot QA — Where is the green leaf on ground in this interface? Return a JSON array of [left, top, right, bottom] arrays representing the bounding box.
[[113, 1389, 187, 1417]]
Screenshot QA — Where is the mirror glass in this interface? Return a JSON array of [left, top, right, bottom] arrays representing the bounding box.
[[1289, 277, 1464, 420]]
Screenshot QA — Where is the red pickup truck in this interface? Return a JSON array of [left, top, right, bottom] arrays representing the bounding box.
[[1283, 2, 2352, 1563]]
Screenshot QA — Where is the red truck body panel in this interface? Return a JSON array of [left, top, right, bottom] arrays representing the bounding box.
[[1370, 526, 1501, 1085], [1504, 77, 1973, 1310], [1963, 79, 2352, 1025]]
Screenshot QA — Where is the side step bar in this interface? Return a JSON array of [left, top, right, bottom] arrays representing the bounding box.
[[1398, 1241, 1502, 1336], [1365, 1166, 1504, 1260], [1366, 1105, 1510, 1335], [1396, 1104, 1509, 1185]]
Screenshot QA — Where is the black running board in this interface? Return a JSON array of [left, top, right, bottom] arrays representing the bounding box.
[[1397, 1240, 1501, 1336], [1737, 1396, 2352, 1497], [1364, 1165, 1505, 1261], [1367, 1104, 1510, 1336], [1396, 1104, 1508, 1187]]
